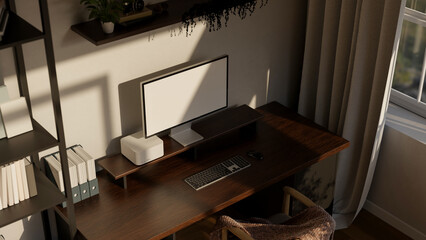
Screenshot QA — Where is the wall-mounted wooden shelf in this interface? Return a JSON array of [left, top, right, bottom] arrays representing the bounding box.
[[71, 0, 203, 46]]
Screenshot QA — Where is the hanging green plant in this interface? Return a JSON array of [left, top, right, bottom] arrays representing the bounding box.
[[181, 0, 268, 35]]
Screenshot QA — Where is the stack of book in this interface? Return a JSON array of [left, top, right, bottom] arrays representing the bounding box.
[[119, 7, 152, 25], [0, 158, 38, 210], [43, 145, 99, 207], [0, 5, 9, 41]]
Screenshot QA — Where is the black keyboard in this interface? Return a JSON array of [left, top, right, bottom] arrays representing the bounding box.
[[184, 155, 251, 190]]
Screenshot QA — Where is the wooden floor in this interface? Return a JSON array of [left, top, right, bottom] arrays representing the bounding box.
[[176, 209, 412, 240], [334, 209, 412, 240]]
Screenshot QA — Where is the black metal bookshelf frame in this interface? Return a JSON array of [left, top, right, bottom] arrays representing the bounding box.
[[0, 0, 76, 238]]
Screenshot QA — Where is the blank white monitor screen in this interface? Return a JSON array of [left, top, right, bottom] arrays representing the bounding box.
[[141, 56, 228, 138]]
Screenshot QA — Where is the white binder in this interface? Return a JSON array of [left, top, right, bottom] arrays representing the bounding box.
[[73, 145, 99, 196], [53, 153, 81, 205], [45, 155, 64, 192], [67, 149, 90, 200], [10, 163, 19, 204], [6, 164, 14, 206], [19, 159, 30, 199], [14, 160, 25, 202]]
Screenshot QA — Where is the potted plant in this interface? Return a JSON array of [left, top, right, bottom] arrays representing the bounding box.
[[80, 0, 123, 34]]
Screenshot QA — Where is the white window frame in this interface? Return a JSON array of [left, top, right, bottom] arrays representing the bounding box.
[[390, 7, 426, 119]]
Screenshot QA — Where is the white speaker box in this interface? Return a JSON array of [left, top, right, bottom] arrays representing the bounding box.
[[120, 131, 164, 166]]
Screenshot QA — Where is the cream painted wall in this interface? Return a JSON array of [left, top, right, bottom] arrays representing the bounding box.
[[366, 106, 426, 239], [0, 213, 45, 240], [0, 0, 307, 238]]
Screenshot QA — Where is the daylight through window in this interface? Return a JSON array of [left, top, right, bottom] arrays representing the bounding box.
[[391, 0, 426, 118]]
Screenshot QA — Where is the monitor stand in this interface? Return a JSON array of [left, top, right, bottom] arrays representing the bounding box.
[[169, 123, 204, 147]]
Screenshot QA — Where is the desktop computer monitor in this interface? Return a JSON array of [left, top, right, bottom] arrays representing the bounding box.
[[141, 55, 228, 146]]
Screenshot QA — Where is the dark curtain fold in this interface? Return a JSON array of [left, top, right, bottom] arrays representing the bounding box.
[[296, 0, 404, 228]]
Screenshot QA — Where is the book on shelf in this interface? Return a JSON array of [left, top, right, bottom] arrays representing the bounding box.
[[5, 164, 13, 206], [119, 7, 153, 24], [20, 159, 30, 199], [14, 160, 25, 202], [0, 165, 5, 210], [9, 162, 19, 205], [0, 159, 37, 211], [24, 158, 37, 198]]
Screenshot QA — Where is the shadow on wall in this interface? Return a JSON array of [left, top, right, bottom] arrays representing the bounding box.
[[11, 0, 306, 110], [118, 59, 200, 136], [3, 0, 308, 155], [0, 73, 115, 155], [117, 0, 307, 140], [20, 215, 45, 240], [58, 76, 115, 154], [184, 2, 307, 110], [118, 56, 226, 137], [0, 1, 309, 238]]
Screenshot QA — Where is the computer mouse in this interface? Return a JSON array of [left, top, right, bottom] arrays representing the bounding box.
[[247, 151, 264, 160]]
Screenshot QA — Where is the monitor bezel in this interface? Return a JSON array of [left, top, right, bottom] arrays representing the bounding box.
[[141, 55, 229, 138]]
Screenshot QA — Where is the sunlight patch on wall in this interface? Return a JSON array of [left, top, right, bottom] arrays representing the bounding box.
[[0, 49, 19, 99], [249, 94, 257, 108], [266, 68, 270, 103]]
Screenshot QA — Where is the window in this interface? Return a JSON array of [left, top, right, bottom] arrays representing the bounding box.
[[391, 0, 426, 118]]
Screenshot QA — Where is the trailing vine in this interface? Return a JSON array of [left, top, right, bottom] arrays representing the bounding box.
[[181, 0, 268, 36]]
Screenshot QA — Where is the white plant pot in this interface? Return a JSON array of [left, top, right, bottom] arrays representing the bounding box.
[[101, 22, 115, 34]]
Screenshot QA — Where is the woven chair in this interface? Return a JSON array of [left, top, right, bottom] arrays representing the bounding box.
[[210, 186, 335, 240]]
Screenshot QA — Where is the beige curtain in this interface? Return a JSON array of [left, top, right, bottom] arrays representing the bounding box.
[[297, 0, 404, 228]]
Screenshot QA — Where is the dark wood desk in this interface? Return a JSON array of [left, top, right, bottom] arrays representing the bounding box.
[[63, 102, 349, 240]]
